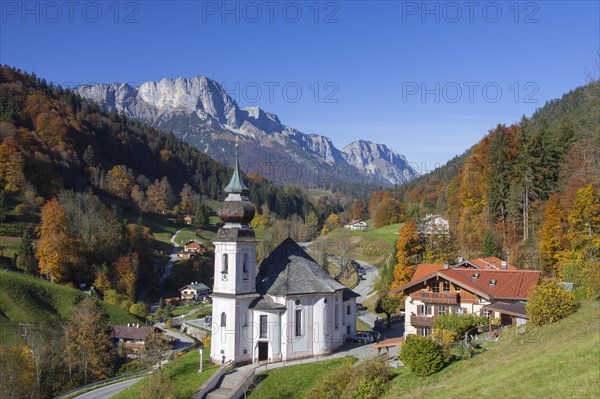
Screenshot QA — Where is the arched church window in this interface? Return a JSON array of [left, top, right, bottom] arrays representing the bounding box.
[[222, 254, 228, 274], [221, 312, 226, 327]]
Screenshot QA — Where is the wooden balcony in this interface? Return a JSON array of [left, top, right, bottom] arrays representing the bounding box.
[[410, 315, 435, 327], [413, 291, 459, 305]]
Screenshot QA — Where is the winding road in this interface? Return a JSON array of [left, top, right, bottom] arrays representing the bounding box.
[[352, 260, 382, 328]]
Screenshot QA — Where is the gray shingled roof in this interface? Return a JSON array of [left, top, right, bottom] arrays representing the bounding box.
[[256, 238, 347, 296], [249, 295, 287, 311]]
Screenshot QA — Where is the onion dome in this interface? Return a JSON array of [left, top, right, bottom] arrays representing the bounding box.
[[217, 137, 255, 227]]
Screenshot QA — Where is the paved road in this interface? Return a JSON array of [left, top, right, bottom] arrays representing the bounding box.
[[159, 227, 186, 284], [353, 261, 383, 328], [155, 322, 195, 350], [73, 377, 143, 399]]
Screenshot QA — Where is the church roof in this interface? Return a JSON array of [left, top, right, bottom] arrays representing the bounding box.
[[256, 238, 348, 296], [249, 295, 286, 311]]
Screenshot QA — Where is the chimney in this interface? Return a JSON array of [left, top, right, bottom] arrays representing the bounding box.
[[443, 263, 449, 269], [501, 261, 507, 270]]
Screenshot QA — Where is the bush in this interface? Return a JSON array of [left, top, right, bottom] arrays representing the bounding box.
[[432, 313, 487, 344], [129, 302, 149, 318], [14, 203, 30, 215], [400, 335, 445, 376], [526, 280, 576, 326], [307, 357, 392, 399], [165, 318, 173, 329]]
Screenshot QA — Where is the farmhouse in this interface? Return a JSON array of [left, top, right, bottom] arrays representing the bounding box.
[[178, 241, 205, 259], [344, 219, 368, 230], [184, 214, 194, 225], [109, 324, 161, 357], [210, 141, 359, 365], [392, 266, 541, 337], [179, 281, 211, 301]]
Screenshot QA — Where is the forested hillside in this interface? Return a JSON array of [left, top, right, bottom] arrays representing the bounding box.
[[0, 65, 327, 301], [0, 65, 313, 216], [390, 79, 599, 293]]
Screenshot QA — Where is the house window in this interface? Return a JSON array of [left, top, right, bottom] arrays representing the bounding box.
[[418, 327, 430, 336], [455, 307, 464, 315], [260, 315, 268, 338], [346, 305, 351, 315], [242, 253, 249, 280], [431, 283, 440, 293], [295, 309, 302, 336], [417, 305, 431, 316], [222, 254, 228, 274], [483, 310, 494, 318], [220, 312, 226, 327], [443, 281, 451, 293], [438, 305, 447, 315], [347, 325, 350, 334], [454, 285, 461, 292]]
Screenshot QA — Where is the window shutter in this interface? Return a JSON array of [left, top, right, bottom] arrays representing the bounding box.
[[450, 307, 455, 315], [417, 305, 423, 315], [434, 306, 438, 316]]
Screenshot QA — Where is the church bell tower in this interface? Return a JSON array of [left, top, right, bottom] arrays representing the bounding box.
[[210, 137, 259, 365]]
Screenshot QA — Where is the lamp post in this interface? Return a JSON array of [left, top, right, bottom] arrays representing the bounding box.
[[199, 348, 203, 373]]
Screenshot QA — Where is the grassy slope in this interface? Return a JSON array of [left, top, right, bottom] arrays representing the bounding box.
[[249, 357, 356, 399], [315, 223, 402, 265], [112, 348, 218, 399], [0, 270, 139, 341], [385, 300, 600, 399]]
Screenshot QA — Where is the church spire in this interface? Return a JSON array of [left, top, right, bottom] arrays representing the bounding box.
[[224, 136, 249, 195]]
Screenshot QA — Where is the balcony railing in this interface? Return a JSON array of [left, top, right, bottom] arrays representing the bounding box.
[[410, 315, 435, 327], [413, 291, 460, 305]]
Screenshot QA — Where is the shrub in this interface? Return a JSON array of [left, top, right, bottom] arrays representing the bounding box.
[[432, 313, 486, 344], [129, 302, 149, 318], [14, 203, 30, 215], [400, 334, 445, 376], [307, 357, 392, 399], [526, 280, 576, 326], [165, 318, 173, 329]]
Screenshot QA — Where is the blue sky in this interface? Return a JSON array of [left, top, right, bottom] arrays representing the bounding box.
[[1, 1, 598, 172]]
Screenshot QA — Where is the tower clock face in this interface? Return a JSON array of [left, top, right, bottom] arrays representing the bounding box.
[[221, 273, 228, 281]]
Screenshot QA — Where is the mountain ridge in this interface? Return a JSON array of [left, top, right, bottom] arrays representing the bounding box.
[[75, 76, 418, 187]]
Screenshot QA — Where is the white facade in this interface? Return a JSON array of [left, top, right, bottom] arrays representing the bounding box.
[[345, 220, 367, 230], [210, 234, 357, 364]]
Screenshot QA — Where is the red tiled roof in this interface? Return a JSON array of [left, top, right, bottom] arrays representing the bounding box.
[[459, 257, 518, 270], [393, 269, 540, 300], [411, 264, 446, 282]]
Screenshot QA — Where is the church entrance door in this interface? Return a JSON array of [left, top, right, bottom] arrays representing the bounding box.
[[258, 341, 268, 361]]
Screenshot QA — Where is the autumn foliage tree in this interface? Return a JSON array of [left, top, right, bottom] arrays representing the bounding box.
[[64, 297, 114, 386], [105, 165, 133, 200], [147, 177, 175, 214], [392, 221, 423, 288], [350, 199, 366, 221], [113, 252, 140, 301], [37, 198, 70, 282], [539, 194, 565, 276]]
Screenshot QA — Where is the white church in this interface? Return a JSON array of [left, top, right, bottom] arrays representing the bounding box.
[[210, 142, 359, 365]]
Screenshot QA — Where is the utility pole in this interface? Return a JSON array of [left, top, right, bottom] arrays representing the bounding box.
[[199, 348, 203, 373]]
